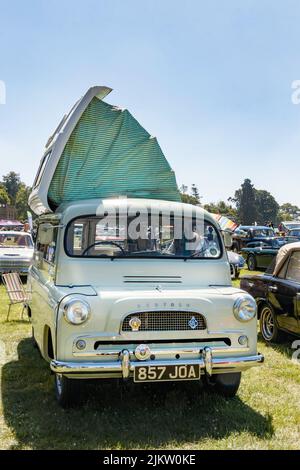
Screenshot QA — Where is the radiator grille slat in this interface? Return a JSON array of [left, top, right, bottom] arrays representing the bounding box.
[[122, 311, 206, 332]]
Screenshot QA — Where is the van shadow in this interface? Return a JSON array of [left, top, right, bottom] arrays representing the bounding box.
[[1, 338, 273, 450]]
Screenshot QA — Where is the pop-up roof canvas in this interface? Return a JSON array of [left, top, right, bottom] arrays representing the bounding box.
[[29, 86, 180, 215]]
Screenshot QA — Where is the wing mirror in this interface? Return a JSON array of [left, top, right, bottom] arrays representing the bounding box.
[[222, 230, 233, 249], [37, 223, 55, 245]]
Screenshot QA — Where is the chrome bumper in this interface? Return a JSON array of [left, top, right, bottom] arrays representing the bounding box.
[[50, 347, 264, 378]]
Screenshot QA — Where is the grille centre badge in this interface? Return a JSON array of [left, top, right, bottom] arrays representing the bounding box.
[[129, 316, 142, 332], [188, 316, 198, 330]]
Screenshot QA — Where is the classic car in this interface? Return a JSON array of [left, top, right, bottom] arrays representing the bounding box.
[[240, 242, 300, 343], [0, 231, 34, 275], [232, 225, 277, 252], [227, 250, 245, 279], [27, 86, 263, 407], [282, 221, 300, 232], [241, 240, 281, 271], [287, 228, 300, 240]]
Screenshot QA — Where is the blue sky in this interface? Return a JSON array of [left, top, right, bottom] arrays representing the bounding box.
[[1, 0, 300, 206]]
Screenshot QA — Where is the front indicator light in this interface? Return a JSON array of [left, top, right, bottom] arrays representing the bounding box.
[[76, 339, 86, 350], [233, 296, 256, 322], [238, 335, 248, 346]]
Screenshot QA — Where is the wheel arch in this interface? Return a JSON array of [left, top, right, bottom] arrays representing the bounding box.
[[256, 298, 270, 319], [43, 325, 55, 361]]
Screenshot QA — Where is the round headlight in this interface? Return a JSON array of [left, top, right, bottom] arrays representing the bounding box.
[[233, 295, 257, 322], [63, 299, 91, 325]]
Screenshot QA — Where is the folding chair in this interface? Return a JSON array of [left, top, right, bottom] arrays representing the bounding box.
[[1, 272, 29, 321]]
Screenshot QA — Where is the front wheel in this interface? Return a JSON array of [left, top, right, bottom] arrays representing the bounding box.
[[54, 374, 84, 408], [205, 372, 241, 398], [247, 254, 257, 271]]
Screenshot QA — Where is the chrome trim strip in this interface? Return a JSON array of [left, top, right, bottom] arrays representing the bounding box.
[[72, 345, 250, 357]]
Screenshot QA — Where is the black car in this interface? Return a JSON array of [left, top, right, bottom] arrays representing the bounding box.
[[240, 242, 300, 343], [241, 240, 280, 271], [232, 225, 276, 252]]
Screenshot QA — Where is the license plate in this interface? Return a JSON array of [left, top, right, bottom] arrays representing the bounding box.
[[134, 364, 201, 383]]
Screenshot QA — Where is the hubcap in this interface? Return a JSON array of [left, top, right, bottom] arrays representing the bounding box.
[[261, 307, 274, 340], [248, 256, 255, 270]]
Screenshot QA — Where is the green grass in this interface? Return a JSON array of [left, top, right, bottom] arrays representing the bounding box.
[[0, 272, 300, 450]]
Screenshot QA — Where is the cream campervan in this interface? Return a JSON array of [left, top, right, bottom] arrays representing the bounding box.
[[28, 87, 263, 407]]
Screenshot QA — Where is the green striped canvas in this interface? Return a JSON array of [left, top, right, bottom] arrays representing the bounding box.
[[48, 97, 180, 206]]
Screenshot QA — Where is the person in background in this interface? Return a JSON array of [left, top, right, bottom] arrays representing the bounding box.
[[23, 222, 30, 233]]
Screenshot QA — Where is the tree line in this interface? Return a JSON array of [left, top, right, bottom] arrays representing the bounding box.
[[0, 172, 31, 221], [0, 172, 299, 226], [180, 178, 300, 225]]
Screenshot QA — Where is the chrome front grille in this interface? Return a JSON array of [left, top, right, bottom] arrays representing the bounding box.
[[122, 311, 206, 332]]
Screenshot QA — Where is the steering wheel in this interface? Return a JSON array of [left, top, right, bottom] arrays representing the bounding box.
[[82, 241, 126, 256]]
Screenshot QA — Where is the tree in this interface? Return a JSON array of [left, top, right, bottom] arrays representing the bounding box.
[[0, 184, 10, 205], [233, 179, 258, 224], [2, 172, 21, 205], [204, 200, 237, 219], [179, 184, 201, 206], [279, 203, 300, 221], [180, 193, 199, 205], [255, 190, 279, 225], [180, 184, 188, 194], [191, 184, 200, 204], [15, 183, 31, 221]]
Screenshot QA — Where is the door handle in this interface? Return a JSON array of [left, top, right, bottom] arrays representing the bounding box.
[[268, 285, 278, 292]]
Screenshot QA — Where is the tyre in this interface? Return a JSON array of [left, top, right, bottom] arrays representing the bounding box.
[[247, 254, 257, 271], [260, 304, 283, 343], [54, 373, 83, 408], [234, 267, 240, 279], [232, 242, 239, 253], [205, 372, 241, 398]]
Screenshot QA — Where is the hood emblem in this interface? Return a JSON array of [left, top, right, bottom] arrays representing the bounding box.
[[188, 316, 198, 330]]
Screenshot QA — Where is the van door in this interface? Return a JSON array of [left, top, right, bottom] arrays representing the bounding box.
[[30, 224, 58, 355]]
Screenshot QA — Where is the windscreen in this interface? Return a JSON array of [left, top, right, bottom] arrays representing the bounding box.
[[65, 214, 222, 259], [0, 233, 33, 248]]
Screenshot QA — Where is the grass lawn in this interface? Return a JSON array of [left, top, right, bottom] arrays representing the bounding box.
[[0, 269, 299, 450]]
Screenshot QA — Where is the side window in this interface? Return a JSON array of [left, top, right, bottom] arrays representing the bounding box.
[[286, 252, 300, 282], [277, 258, 289, 279], [36, 226, 58, 266]]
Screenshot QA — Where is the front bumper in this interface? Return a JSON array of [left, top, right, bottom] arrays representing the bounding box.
[[50, 347, 264, 379]]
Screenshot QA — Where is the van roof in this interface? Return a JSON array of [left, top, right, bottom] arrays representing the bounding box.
[[53, 198, 215, 224]]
